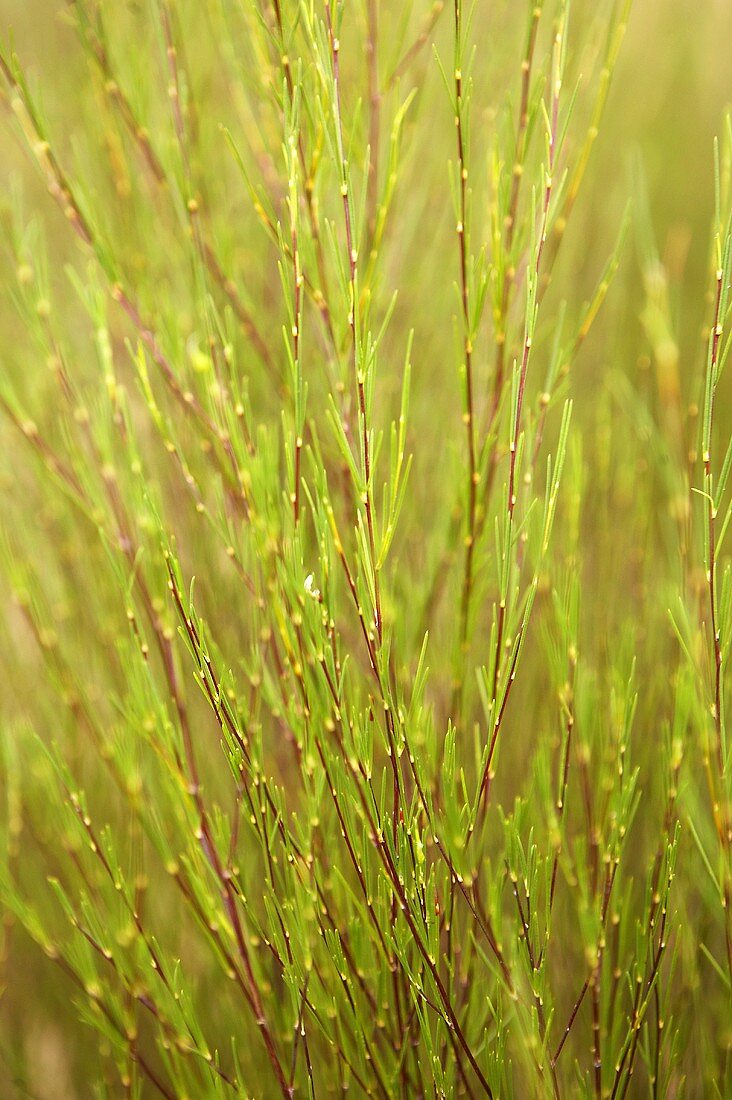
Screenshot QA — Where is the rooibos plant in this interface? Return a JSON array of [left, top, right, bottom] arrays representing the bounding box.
[[0, 1, 731, 1096]]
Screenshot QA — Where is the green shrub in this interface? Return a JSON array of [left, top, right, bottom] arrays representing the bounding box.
[[0, 1, 731, 1096]]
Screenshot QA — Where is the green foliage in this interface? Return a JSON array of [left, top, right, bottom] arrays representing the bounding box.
[[0, 0, 730, 1096]]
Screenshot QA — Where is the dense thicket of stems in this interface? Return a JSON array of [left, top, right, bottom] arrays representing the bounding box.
[[0, 1, 730, 1096]]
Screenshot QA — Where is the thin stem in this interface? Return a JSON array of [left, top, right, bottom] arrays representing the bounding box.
[[325, 1, 384, 646], [702, 260, 732, 989], [452, 0, 480, 719], [485, 2, 542, 434], [473, 27, 562, 816], [365, 0, 381, 248]]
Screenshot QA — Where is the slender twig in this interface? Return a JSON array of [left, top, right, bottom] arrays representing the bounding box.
[[452, 0, 480, 719]]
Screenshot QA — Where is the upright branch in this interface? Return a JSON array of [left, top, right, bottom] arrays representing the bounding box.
[[325, 1, 383, 646], [700, 200, 732, 987], [270, 0, 337, 349], [291, 223, 304, 525], [283, 124, 305, 524], [486, 2, 542, 433], [474, 23, 564, 820], [453, 0, 480, 714], [365, 0, 381, 248], [506, 32, 560, 527], [704, 265, 727, 778]]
